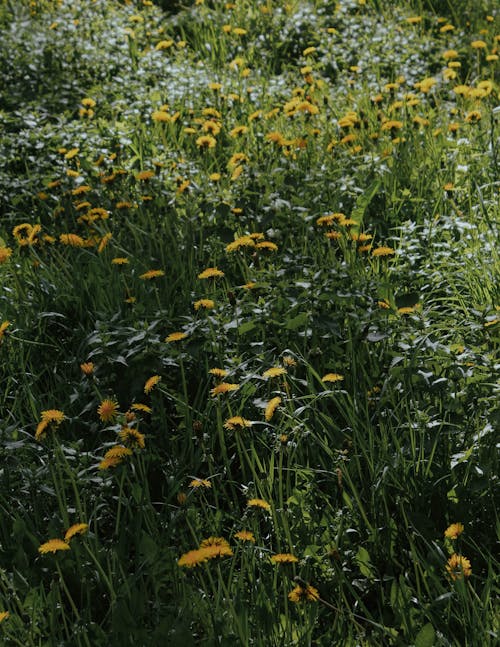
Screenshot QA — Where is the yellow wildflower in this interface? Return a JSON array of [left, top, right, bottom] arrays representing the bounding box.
[[198, 267, 224, 279], [210, 382, 239, 397], [224, 416, 252, 430], [265, 396, 281, 421], [165, 331, 188, 342], [247, 498, 271, 511], [288, 584, 320, 603], [446, 554, 472, 580], [263, 367, 287, 379], [38, 539, 71, 554], [64, 523, 89, 543], [322, 373, 344, 383], [270, 553, 299, 564], [144, 375, 161, 394], [234, 530, 255, 542], [444, 523, 464, 540], [97, 399, 119, 423], [139, 269, 165, 280]]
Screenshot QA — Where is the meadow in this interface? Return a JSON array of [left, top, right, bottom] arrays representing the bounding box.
[[0, 0, 498, 644]]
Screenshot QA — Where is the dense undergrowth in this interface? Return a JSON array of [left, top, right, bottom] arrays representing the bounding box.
[[0, 0, 498, 645]]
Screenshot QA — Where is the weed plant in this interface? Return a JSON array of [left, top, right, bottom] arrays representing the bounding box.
[[0, 0, 498, 645]]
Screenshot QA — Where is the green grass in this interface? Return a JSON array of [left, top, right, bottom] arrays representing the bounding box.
[[0, 0, 498, 645]]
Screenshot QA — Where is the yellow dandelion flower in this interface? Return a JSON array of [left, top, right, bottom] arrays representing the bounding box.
[[136, 170, 155, 181], [97, 399, 119, 423], [405, 16, 422, 24], [282, 355, 296, 366], [446, 554, 471, 580], [194, 298, 215, 310], [131, 403, 152, 414], [209, 172, 221, 181], [263, 367, 287, 379], [60, 233, 85, 247], [155, 39, 174, 50], [98, 456, 122, 470], [0, 612, 9, 623], [80, 362, 94, 375], [224, 416, 252, 430], [144, 375, 161, 394], [372, 246, 395, 257], [118, 426, 145, 449], [64, 148, 79, 160], [255, 241, 278, 251], [322, 373, 344, 383], [270, 553, 299, 564], [139, 269, 164, 280], [444, 523, 464, 540], [0, 321, 10, 343], [226, 236, 255, 252], [103, 446, 133, 461], [71, 185, 91, 196], [234, 530, 255, 543], [209, 367, 228, 378], [247, 498, 271, 511], [189, 478, 212, 488], [198, 267, 224, 279], [178, 548, 211, 567], [233, 27, 247, 36], [210, 382, 239, 397], [112, 257, 129, 265], [471, 40, 487, 49], [0, 247, 12, 263], [265, 396, 281, 421], [165, 331, 188, 343], [288, 584, 320, 603], [38, 539, 71, 554], [199, 536, 232, 552], [229, 125, 249, 137], [64, 523, 89, 543], [41, 409, 65, 424], [196, 135, 217, 149]]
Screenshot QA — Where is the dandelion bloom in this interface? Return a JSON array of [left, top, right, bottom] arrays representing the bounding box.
[[97, 399, 119, 422], [81, 97, 96, 108], [64, 148, 79, 160], [0, 612, 9, 623], [139, 269, 164, 280], [282, 356, 297, 366], [322, 373, 344, 383], [270, 553, 299, 564], [234, 530, 255, 543], [198, 267, 224, 279], [247, 498, 271, 511], [156, 39, 174, 50], [118, 426, 145, 449], [196, 135, 217, 149], [189, 478, 212, 488], [103, 446, 132, 461], [38, 539, 71, 554], [98, 456, 122, 470], [41, 409, 65, 424], [471, 40, 486, 49], [226, 236, 255, 252], [80, 362, 94, 375], [194, 298, 215, 310], [209, 367, 228, 378], [165, 331, 188, 343], [446, 554, 472, 580], [265, 396, 281, 422], [224, 416, 252, 430], [0, 247, 12, 263], [112, 257, 129, 265], [178, 548, 211, 567], [136, 170, 155, 181], [60, 233, 85, 247], [372, 246, 395, 257], [444, 523, 464, 540], [64, 523, 89, 543], [144, 375, 161, 394], [263, 367, 287, 379], [288, 584, 320, 603], [71, 185, 91, 196], [0, 321, 10, 342], [131, 403, 152, 414], [255, 241, 278, 251], [210, 382, 239, 397]]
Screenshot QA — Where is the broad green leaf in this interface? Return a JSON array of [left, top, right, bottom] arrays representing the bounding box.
[[415, 623, 436, 647]]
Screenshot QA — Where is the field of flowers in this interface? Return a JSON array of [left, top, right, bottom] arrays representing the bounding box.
[[0, 0, 498, 645]]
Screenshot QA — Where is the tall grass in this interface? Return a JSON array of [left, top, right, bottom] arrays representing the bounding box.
[[0, 0, 498, 644]]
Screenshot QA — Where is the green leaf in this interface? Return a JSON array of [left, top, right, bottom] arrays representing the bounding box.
[[414, 623, 436, 647], [238, 321, 256, 335], [350, 180, 381, 231], [285, 311, 308, 330], [355, 546, 374, 578]]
